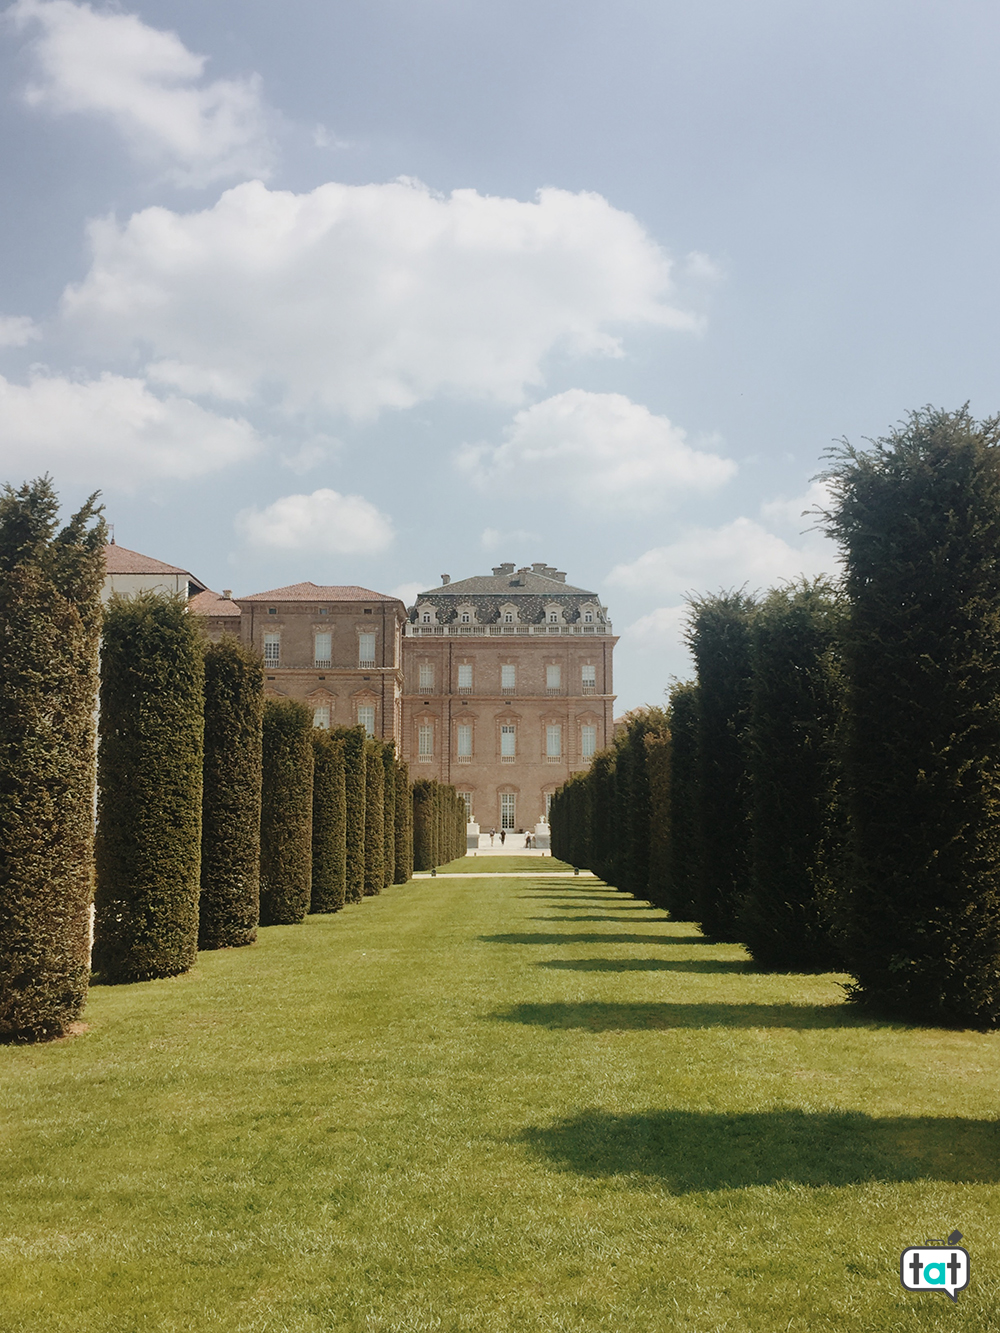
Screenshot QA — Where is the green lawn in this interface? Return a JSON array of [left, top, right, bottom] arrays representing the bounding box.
[[432, 854, 573, 873], [2, 875, 998, 1331]]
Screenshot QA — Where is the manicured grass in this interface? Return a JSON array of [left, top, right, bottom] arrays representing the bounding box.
[[1, 876, 999, 1331], [432, 854, 573, 873]]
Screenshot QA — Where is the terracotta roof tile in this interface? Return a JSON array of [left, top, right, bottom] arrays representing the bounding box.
[[104, 542, 189, 576], [189, 588, 241, 617], [237, 581, 402, 603]]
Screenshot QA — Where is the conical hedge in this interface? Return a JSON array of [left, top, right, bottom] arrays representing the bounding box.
[[199, 636, 264, 949], [0, 478, 105, 1039], [94, 591, 205, 982]]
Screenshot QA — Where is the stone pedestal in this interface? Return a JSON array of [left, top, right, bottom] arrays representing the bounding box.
[[466, 821, 480, 851], [534, 821, 550, 851]]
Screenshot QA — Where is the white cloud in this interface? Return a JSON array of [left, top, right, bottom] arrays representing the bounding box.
[[622, 604, 688, 648], [606, 516, 837, 599], [0, 315, 41, 347], [480, 525, 539, 552], [391, 580, 428, 607], [234, 488, 393, 554], [759, 479, 833, 529], [60, 178, 695, 416], [8, 0, 273, 186], [461, 390, 735, 509], [0, 370, 260, 486]]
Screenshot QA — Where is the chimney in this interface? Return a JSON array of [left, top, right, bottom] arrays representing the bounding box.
[[222, 589, 232, 599], [441, 574, 450, 585]]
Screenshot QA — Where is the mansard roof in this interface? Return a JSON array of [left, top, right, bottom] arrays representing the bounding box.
[[237, 581, 402, 603], [418, 564, 596, 599]]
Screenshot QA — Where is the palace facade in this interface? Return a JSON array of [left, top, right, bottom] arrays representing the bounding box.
[[106, 546, 617, 833]]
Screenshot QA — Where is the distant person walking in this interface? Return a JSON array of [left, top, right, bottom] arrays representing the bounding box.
[[489, 828, 496, 846], [499, 829, 506, 846]]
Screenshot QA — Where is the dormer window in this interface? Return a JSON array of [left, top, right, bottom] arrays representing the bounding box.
[[504, 612, 513, 624], [584, 611, 593, 623], [422, 612, 431, 623], [549, 612, 558, 623], [461, 611, 470, 623]]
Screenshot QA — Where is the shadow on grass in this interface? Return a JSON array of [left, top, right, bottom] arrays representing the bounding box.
[[536, 957, 754, 974], [480, 932, 712, 947], [520, 1107, 1000, 1191], [530, 915, 677, 924], [492, 1000, 873, 1030]]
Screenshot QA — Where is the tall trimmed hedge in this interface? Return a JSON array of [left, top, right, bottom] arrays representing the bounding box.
[[740, 581, 844, 970], [644, 728, 672, 910], [259, 699, 313, 926], [311, 730, 347, 913], [339, 726, 367, 904], [382, 743, 397, 890], [686, 591, 756, 941], [199, 636, 264, 950], [662, 681, 700, 921], [412, 779, 435, 871], [824, 407, 1000, 1025], [411, 777, 464, 870], [363, 737, 385, 895], [393, 758, 413, 883], [94, 592, 205, 982], [0, 479, 105, 1040]]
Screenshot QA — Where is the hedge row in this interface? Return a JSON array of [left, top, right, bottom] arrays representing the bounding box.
[[0, 479, 105, 1041], [411, 778, 466, 870], [553, 407, 1000, 1028]]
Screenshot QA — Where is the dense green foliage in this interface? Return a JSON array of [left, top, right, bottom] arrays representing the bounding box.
[[259, 699, 313, 926], [94, 592, 205, 983], [0, 478, 105, 1040], [363, 738, 385, 895], [644, 728, 671, 910], [411, 778, 465, 870], [740, 581, 844, 970], [661, 681, 699, 921], [199, 637, 264, 950], [550, 772, 590, 869], [686, 592, 756, 941], [824, 407, 1000, 1025], [339, 726, 367, 904], [310, 730, 347, 913], [382, 743, 397, 889], [393, 758, 413, 884]]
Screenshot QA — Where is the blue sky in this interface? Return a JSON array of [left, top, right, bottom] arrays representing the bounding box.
[[2, 0, 999, 708]]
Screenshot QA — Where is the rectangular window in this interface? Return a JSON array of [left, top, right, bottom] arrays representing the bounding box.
[[500, 723, 516, 760], [458, 791, 473, 820], [501, 792, 516, 830], [501, 664, 516, 695], [582, 664, 596, 694], [457, 663, 473, 693], [359, 632, 376, 667], [357, 705, 375, 736], [263, 633, 280, 666], [314, 632, 332, 668], [546, 724, 562, 759], [546, 664, 561, 693], [313, 705, 331, 729], [581, 724, 597, 759], [456, 723, 472, 760], [418, 723, 434, 758], [418, 662, 434, 690], [544, 792, 553, 820]]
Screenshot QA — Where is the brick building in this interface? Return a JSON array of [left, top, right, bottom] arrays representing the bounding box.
[[114, 545, 617, 831], [401, 563, 616, 831]]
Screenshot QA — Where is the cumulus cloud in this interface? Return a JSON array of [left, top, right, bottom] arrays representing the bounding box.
[[391, 580, 429, 607], [461, 390, 735, 508], [234, 488, 394, 555], [480, 525, 539, 551], [606, 516, 835, 597], [8, 0, 273, 186], [60, 178, 694, 416], [621, 604, 688, 649], [0, 314, 41, 347], [759, 479, 833, 529], [0, 370, 260, 486]]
